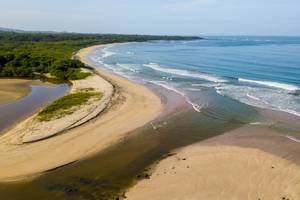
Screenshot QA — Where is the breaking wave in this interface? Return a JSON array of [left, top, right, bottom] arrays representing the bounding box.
[[144, 63, 227, 83], [238, 78, 299, 91]]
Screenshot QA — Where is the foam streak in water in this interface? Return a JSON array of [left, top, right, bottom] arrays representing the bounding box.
[[102, 47, 116, 59], [144, 63, 227, 83], [149, 81, 202, 113], [217, 85, 300, 117], [116, 63, 140, 73], [286, 135, 300, 143], [239, 78, 299, 91]]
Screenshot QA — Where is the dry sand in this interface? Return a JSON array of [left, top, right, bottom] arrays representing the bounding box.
[[0, 44, 163, 182], [9, 73, 114, 144], [0, 79, 33, 104], [127, 125, 300, 200]]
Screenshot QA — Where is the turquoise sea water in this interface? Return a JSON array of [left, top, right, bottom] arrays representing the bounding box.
[[89, 36, 300, 118], [1, 37, 299, 200]]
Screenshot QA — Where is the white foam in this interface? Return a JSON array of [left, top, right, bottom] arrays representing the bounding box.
[[162, 76, 173, 81], [144, 63, 227, 83], [101, 47, 116, 59], [217, 84, 300, 117], [246, 93, 260, 101], [116, 63, 140, 73], [90, 56, 103, 64], [190, 103, 202, 112], [103, 63, 116, 71], [191, 83, 223, 88], [286, 135, 300, 143], [215, 89, 224, 96], [239, 78, 299, 91], [249, 122, 273, 126], [186, 88, 202, 91], [279, 109, 300, 117], [149, 81, 185, 96], [149, 81, 202, 113], [126, 51, 134, 55]]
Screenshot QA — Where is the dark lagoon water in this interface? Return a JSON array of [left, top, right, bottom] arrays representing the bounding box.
[[1, 37, 300, 199], [0, 83, 69, 134]]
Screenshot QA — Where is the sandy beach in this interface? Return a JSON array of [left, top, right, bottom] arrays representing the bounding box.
[[127, 124, 300, 200], [1, 43, 299, 200], [0, 44, 163, 182], [2, 73, 113, 144]]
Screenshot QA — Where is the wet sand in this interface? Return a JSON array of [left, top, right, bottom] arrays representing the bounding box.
[[1, 43, 299, 200], [127, 124, 300, 200], [0, 44, 163, 182], [0, 87, 241, 200], [0, 79, 33, 104], [2, 74, 298, 199]]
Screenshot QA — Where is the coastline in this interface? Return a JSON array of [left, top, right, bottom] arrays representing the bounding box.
[[126, 124, 300, 200], [0, 43, 163, 182], [3, 73, 113, 144], [0, 42, 299, 200]]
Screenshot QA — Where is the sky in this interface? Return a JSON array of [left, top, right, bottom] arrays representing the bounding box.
[[0, 0, 300, 36]]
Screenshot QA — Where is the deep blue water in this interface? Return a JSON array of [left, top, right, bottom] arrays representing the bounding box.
[[88, 36, 300, 117]]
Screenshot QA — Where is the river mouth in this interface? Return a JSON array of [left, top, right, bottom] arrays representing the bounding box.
[[0, 79, 69, 134], [0, 85, 257, 200], [1, 39, 299, 199]]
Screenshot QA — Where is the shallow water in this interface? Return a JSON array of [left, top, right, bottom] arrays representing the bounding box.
[[0, 79, 31, 104], [0, 82, 69, 134], [0, 88, 251, 199], [1, 38, 299, 199]]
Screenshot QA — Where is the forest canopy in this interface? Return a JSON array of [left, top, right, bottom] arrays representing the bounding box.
[[0, 31, 201, 80]]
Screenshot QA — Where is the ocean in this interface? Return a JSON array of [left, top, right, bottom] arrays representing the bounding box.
[[88, 36, 300, 119], [2, 37, 300, 199]]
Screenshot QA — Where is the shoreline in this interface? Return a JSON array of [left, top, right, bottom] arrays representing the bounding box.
[[0, 43, 163, 182], [0, 42, 299, 199], [127, 124, 300, 200], [1, 73, 113, 144]]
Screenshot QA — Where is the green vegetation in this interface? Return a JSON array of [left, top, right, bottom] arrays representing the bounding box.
[[0, 31, 201, 80], [37, 91, 102, 121]]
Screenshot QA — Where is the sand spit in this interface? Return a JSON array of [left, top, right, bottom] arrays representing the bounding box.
[[0, 44, 163, 182], [3, 73, 113, 144]]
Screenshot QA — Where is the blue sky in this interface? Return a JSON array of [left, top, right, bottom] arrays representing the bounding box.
[[0, 0, 299, 36]]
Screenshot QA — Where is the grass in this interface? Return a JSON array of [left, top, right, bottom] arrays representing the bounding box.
[[69, 71, 91, 80], [37, 91, 102, 121]]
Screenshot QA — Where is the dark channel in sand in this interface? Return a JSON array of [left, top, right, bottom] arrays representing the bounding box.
[[0, 85, 259, 200]]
